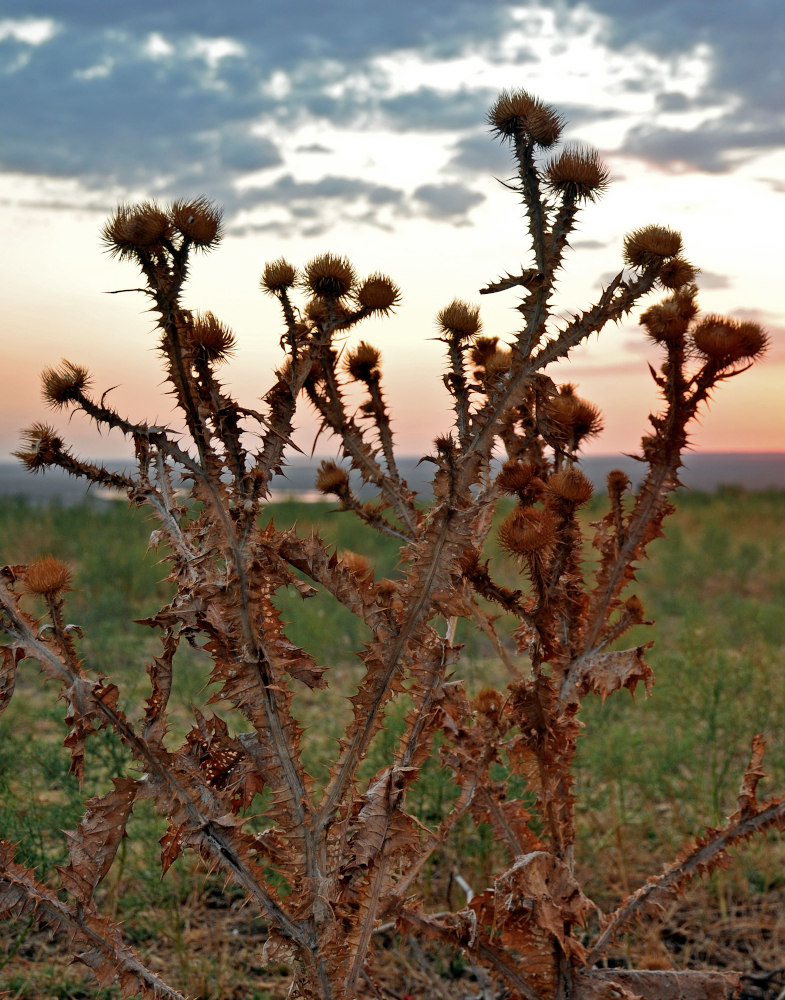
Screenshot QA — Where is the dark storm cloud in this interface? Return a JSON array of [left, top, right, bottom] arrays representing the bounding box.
[[2, 0, 782, 232], [555, 0, 785, 171]]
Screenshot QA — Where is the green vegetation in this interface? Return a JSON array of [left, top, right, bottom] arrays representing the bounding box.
[[1, 488, 784, 995]]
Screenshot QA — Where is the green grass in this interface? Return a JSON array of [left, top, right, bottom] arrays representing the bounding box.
[[1, 489, 784, 993]]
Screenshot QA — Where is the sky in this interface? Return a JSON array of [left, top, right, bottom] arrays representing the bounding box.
[[1, 0, 783, 464]]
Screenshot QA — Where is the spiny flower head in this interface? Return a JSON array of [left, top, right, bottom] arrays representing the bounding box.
[[315, 460, 350, 496], [499, 506, 557, 557], [187, 312, 235, 363], [305, 253, 356, 299], [545, 466, 594, 505], [14, 423, 64, 471], [488, 89, 564, 147], [437, 299, 482, 340], [261, 258, 297, 295], [545, 145, 610, 202], [497, 459, 537, 496], [623, 225, 683, 267], [692, 316, 768, 364], [102, 202, 173, 259], [640, 287, 698, 345], [658, 257, 699, 290], [344, 342, 381, 382], [542, 385, 603, 445], [356, 273, 400, 315], [169, 197, 223, 248], [41, 360, 91, 408], [24, 555, 72, 596]]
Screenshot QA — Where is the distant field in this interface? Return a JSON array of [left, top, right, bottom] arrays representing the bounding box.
[[1, 451, 785, 505], [1, 489, 784, 996]]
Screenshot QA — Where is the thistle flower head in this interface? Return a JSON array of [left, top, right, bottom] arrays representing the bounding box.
[[188, 312, 235, 363], [169, 197, 223, 248], [305, 253, 356, 299], [41, 360, 91, 408], [692, 316, 768, 364], [488, 89, 564, 147], [102, 202, 173, 259], [640, 288, 698, 346], [24, 555, 72, 596], [357, 273, 400, 315], [545, 466, 594, 505], [542, 386, 603, 446], [545, 145, 610, 202], [499, 506, 556, 557], [15, 423, 64, 471], [658, 257, 699, 290], [261, 258, 297, 295], [344, 342, 381, 382], [497, 459, 537, 495], [623, 225, 683, 267], [437, 299, 482, 340], [315, 460, 350, 496], [469, 336, 500, 370]]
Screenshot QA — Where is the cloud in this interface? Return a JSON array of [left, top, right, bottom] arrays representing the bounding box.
[[413, 182, 485, 221]]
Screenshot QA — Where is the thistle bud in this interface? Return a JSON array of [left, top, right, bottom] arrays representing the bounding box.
[[41, 361, 91, 408], [14, 423, 64, 471], [437, 299, 482, 340], [24, 555, 72, 596], [357, 274, 400, 315], [344, 342, 381, 382], [315, 461, 350, 496], [102, 201, 174, 259], [545, 145, 610, 202], [545, 467, 594, 505], [488, 89, 564, 147], [623, 225, 683, 267], [497, 460, 536, 495], [169, 198, 223, 247], [305, 253, 356, 299], [658, 258, 699, 290], [498, 507, 556, 556], [692, 316, 768, 364], [188, 312, 235, 363], [261, 258, 297, 294]]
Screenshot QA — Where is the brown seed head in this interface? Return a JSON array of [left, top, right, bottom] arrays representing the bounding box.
[[499, 507, 557, 556], [692, 315, 768, 363], [658, 257, 699, 290], [188, 312, 235, 362], [474, 687, 505, 726], [437, 299, 482, 340], [469, 336, 500, 370], [546, 466, 594, 505], [169, 197, 223, 247], [24, 555, 72, 596], [545, 145, 610, 202], [14, 423, 64, 471], [357, 273, 400, 314], [484, 348, 513, 381], [624, 594, 646, 624], [344, 341, 381, 382], [544, 389, 603, 445], [640, 292, 695, 346], [41, 360, 91, 408], [623, 225, 683, 267], [315, 460, 350, 496], [340, 550, 371, 578], [607, 469, 630, 495], [261, 258, 297, 294], [497, 459, 536, 495], [305, 253, 356, 299], [102, 202, 173, 258], [488, 89, 564, 147]]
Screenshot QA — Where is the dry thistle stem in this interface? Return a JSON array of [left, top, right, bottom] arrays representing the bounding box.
[[0, 88, 776, 1000]]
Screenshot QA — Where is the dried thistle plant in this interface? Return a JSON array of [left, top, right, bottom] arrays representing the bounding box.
[[0, 93, 778, 1000]]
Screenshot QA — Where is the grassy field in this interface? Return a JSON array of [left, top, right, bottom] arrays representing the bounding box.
[[1, 488, 784, 997]]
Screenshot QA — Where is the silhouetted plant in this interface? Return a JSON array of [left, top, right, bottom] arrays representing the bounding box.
[[1, 89, 779, 1000]]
